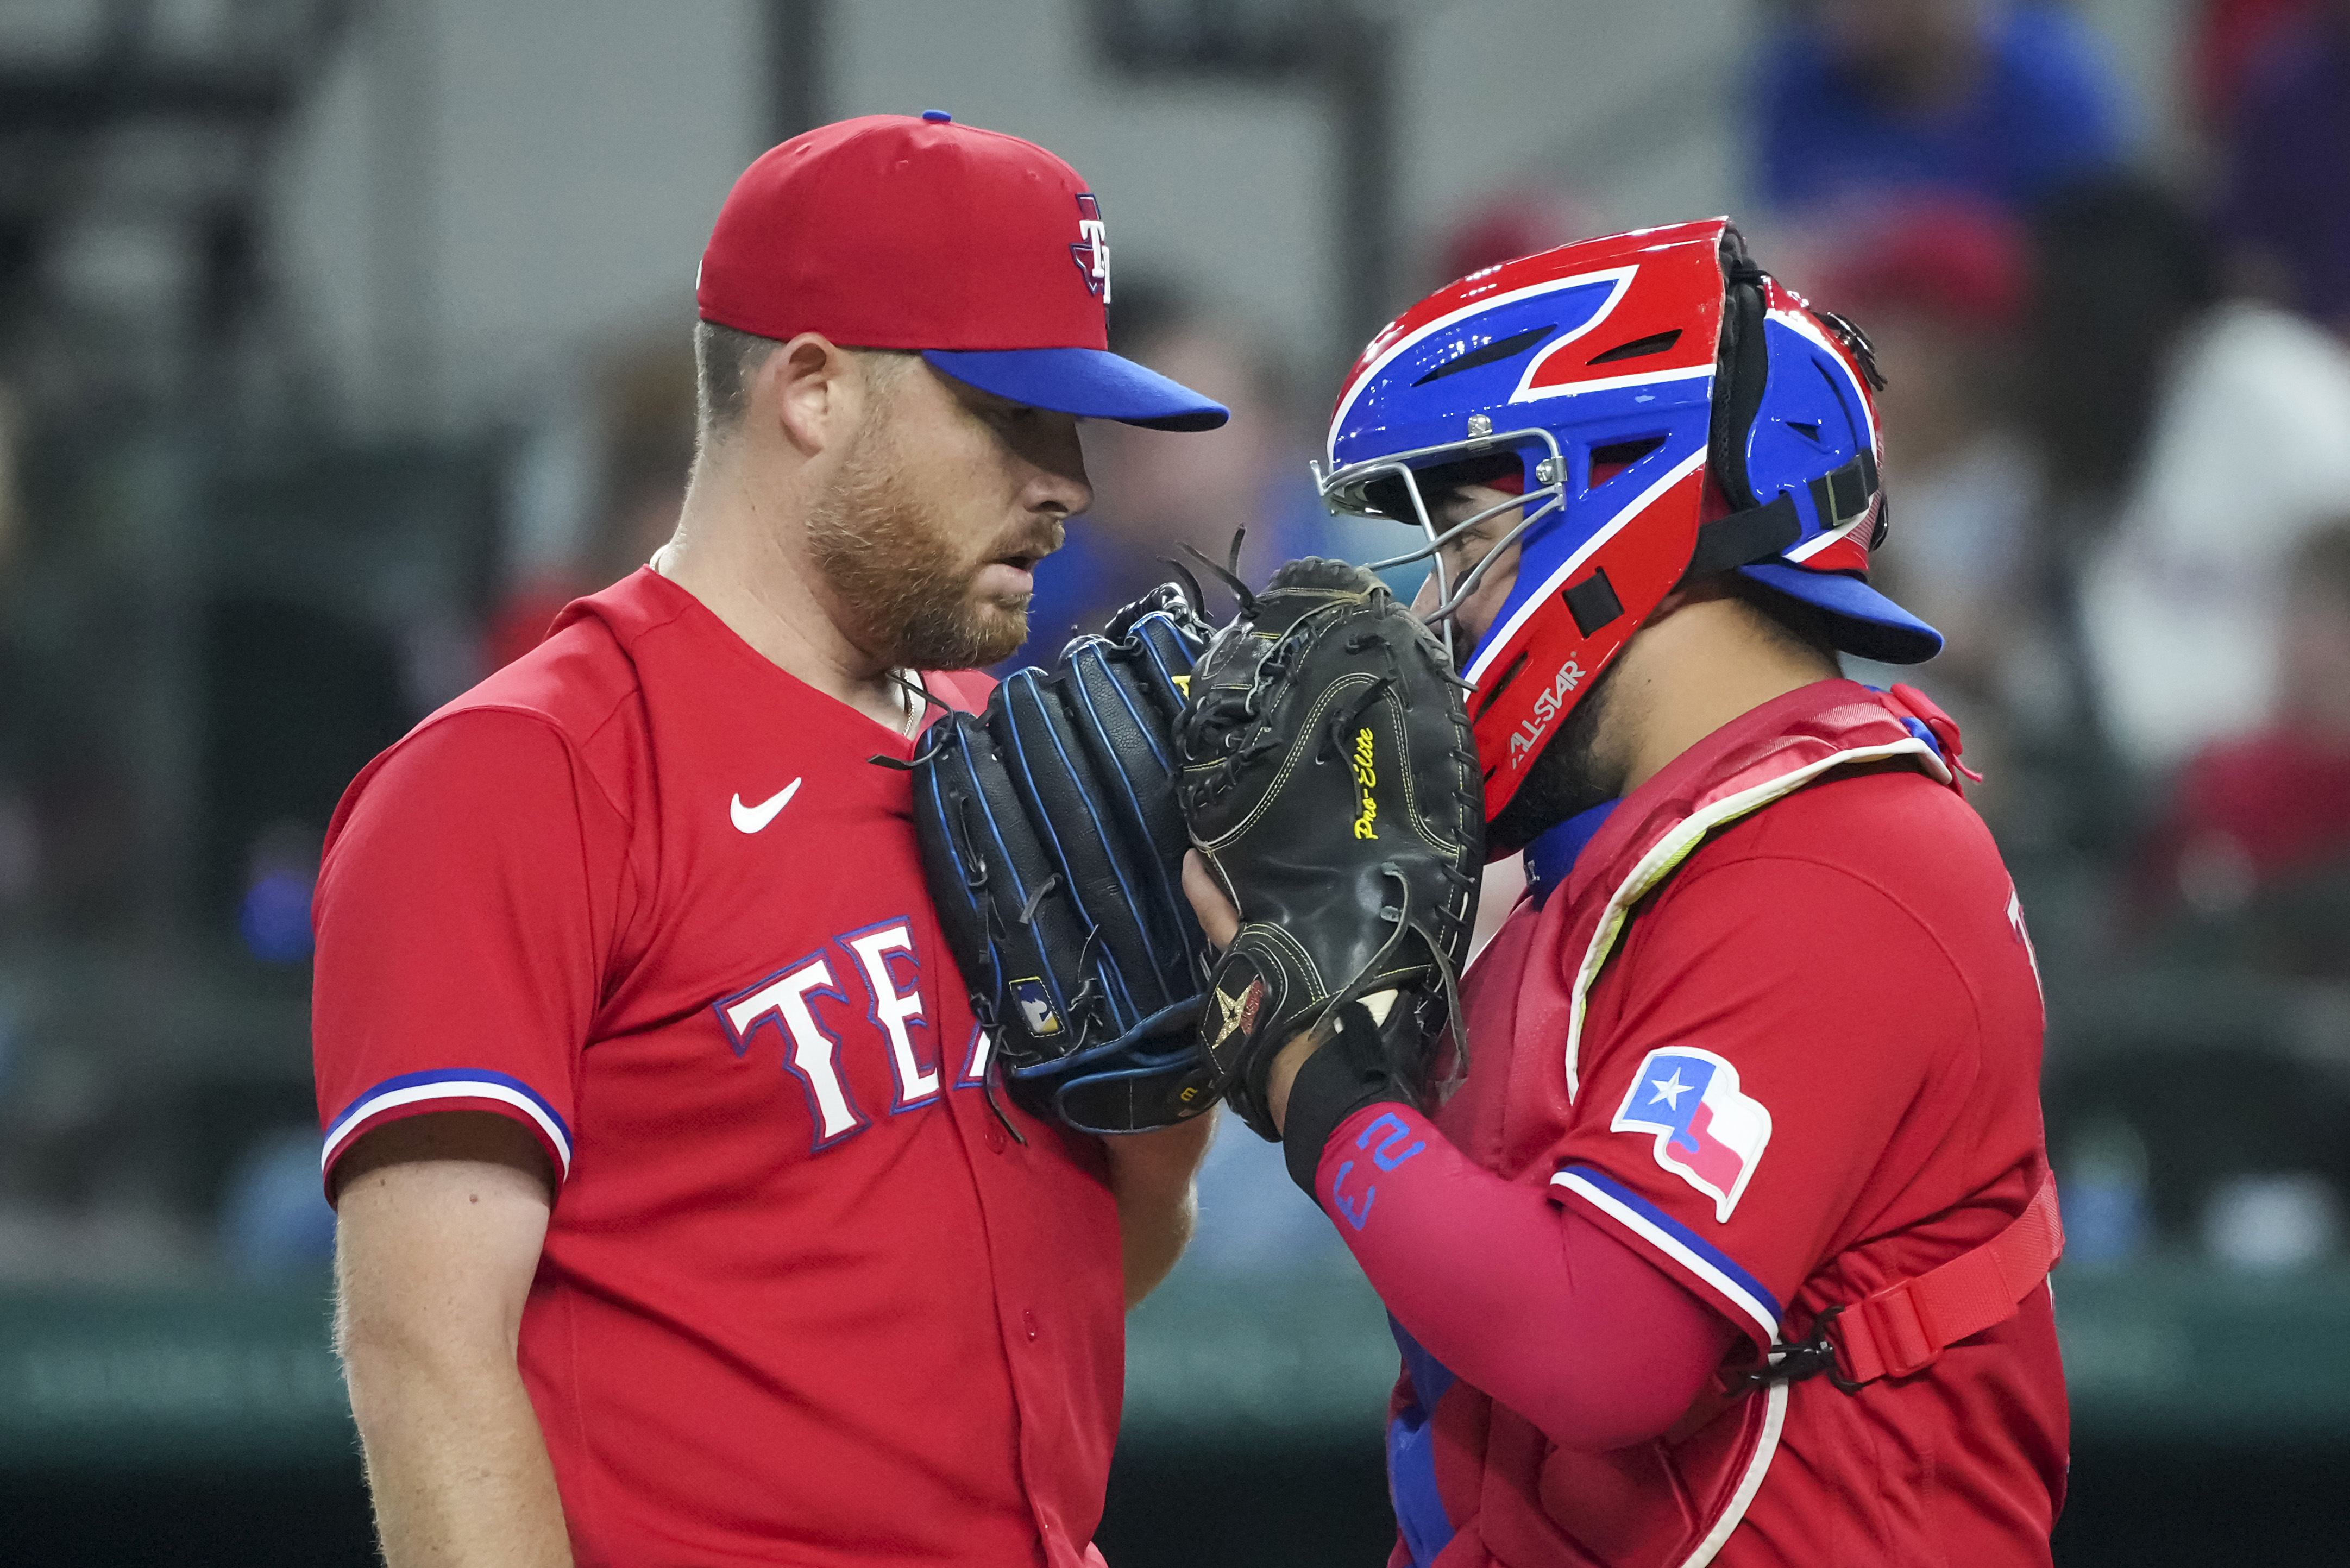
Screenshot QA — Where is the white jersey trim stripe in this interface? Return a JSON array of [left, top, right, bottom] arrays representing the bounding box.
[[1555, 1174, 1789, 1566], [1680, 1381, 1787, 1568], [321, 1076, 575, 1176], [1551, 1168, 1781, 1340]]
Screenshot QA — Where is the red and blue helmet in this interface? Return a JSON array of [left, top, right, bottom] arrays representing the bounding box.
[[1319, 217, 1940, 831]]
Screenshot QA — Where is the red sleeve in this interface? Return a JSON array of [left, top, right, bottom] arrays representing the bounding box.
[[1549, 854, 1982, 1352], [1314, 1104, 1741, 1452], [312, 708, 631, 1198]]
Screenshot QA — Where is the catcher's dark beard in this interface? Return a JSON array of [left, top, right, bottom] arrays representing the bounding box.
[[804, 415, 1059, 670], [1485, 657, 1627, 858]]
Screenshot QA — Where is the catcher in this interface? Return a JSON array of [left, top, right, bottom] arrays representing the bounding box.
[[1173, 223, 2068, 1566]]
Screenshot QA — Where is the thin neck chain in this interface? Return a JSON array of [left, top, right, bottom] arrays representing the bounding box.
[[895, 671, 922, 737]]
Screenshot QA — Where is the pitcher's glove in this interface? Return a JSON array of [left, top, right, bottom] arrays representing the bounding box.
[[909, 583, 1218, 1135], [1176, 557, 1485, 1142]]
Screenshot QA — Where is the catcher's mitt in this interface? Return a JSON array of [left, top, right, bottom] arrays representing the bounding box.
[[1177, 557, 1485, 1141], [909, 584, 1218, 1135]]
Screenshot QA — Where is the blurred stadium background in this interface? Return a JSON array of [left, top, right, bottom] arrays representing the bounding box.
[[1, 0, 2346, 1563]]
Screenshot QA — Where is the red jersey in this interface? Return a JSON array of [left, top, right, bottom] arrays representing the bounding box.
[[313, 568, 1124, 1568], [1410, 682, 2066, 1566]]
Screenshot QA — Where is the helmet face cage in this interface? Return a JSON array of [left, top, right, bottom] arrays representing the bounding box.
[[1315, 424, 1570, 667], [1318, 218, 1893, 839]]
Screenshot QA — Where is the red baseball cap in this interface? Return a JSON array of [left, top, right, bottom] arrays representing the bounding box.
[[697, 112, 1228, 432]]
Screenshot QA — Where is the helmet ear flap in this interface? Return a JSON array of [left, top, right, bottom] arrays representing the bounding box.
[[1708, 237, 1772, 512]]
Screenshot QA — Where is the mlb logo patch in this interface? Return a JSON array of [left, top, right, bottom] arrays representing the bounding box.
[[1010, 977, 1063, 1037], [1611, 1047, 1771, 1222]]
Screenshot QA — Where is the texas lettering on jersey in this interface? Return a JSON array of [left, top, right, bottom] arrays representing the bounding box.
[[312, 571, 1127, 1567], [713, 918, 993, 1150]]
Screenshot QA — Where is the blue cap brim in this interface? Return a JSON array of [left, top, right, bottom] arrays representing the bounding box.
[[922, 347, 1229, 431], [1738, 563, 1944, 664]]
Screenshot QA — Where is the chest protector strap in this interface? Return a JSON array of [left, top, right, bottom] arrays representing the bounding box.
[[1764, 1178, 2064, 1391]]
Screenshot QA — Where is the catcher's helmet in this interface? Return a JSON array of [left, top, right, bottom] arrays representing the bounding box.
[[1318, 218, 1940, 833]]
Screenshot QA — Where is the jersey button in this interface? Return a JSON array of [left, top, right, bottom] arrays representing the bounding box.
[[1022, 1308, 1039, 1343], [987, 1122, 1008, 1154]]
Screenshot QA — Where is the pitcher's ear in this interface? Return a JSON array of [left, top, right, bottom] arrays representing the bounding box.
[[764, 332, 854, 456]]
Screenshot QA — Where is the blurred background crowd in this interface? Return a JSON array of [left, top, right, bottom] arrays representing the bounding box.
[[0, 1, 2345, 1564]]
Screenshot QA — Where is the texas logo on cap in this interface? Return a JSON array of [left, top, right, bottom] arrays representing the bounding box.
[[1071, 192, 1110, 303], [696, 111, 1222, 431]]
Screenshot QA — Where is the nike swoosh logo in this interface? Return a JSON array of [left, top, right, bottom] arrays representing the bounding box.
[[730, 779, 802, 834]]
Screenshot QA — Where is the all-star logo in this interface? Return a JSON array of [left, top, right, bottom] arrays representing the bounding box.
[[1070, 192, 1110, 303], [1506, 658, 1587, 769]]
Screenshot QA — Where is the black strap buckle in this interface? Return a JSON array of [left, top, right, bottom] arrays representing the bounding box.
[[1740, 1304, 1864, 1396], [1806, 451, 1880, 533]]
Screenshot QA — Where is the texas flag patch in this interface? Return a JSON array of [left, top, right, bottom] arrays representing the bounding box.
[[1611, 1047, 1771, 1222]]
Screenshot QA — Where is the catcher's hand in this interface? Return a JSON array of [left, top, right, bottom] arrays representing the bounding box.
[[1177, 557, 1484, 1141], [910, 583, 1220, 1134]]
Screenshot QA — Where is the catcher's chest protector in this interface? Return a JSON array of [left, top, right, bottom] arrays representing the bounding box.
[[1436, 688, 1980, 1568]]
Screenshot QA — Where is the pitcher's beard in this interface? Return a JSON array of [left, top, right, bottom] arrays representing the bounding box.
[[805, 419, 1055, 670]]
